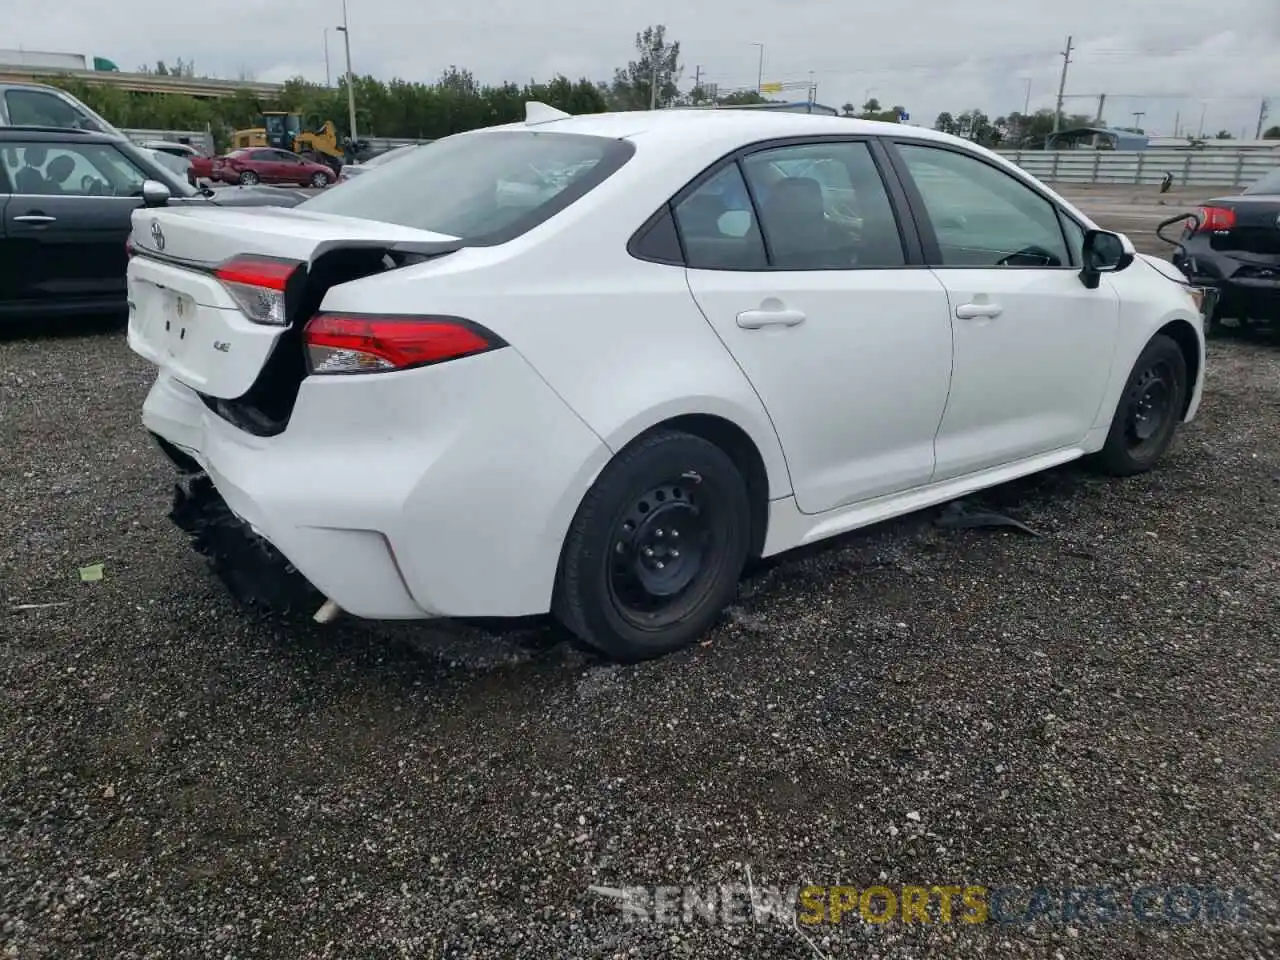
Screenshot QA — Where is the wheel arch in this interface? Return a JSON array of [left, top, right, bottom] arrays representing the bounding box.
[[1155, 317, 1203, 419], [595, 403, 791, 561]]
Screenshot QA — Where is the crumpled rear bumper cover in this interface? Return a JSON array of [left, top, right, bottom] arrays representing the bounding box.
[[168, 469, 322, 615]]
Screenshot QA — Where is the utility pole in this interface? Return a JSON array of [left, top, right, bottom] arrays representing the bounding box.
[[1022, 78, 1031, 116], [1197, 102, 1207, 137], [336, 0, 357, 142], [1257, 98, 1270, 139], [323, 28, 331, 87], [1052, 34, 1072, 133], [752, 42, 764, 93], [1173, 109, 1180, 137], [1131, 110, 1144, 130], [693, 64, 701, 99], [1094, 93, 1106, 124]]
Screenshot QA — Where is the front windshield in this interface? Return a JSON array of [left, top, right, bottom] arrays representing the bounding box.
[[299, 130, 634, 244], [1242, 168, 1280, 196]]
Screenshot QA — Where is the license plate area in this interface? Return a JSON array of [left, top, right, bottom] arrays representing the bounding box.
[[163, 290, 197, 359]]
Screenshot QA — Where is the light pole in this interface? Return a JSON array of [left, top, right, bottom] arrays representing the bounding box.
[[751, 42, 764, 93], [323, 28, 331, 87], [1022, 78, 1031, 116], [336, 0, 357, 143]]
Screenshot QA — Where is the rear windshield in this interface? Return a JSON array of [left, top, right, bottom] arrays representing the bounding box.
[[1242, 168, 1280, 196], [299, 130, 635, 244]]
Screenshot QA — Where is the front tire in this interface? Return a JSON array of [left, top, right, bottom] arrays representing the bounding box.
[[1094, 333, 1188, 476], [310, 171, 330, 188], [553, 429, 751, 662], [238, 170, 260, 186]]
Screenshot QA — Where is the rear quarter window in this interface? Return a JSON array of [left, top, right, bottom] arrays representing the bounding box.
[[298, 130, 635, 245]]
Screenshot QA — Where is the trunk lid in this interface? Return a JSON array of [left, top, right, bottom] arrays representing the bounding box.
[[126, 206, 462, 400], [1202, 194, 1280, 257]]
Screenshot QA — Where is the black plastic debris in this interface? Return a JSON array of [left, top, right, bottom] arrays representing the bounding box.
[[935, 500, 1043, 538]]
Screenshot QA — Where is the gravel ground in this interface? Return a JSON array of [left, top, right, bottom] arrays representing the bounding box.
[[3, 242, 1279, 957]]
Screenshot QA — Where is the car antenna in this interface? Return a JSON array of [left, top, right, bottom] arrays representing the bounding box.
[[525, 101, 571, 126]]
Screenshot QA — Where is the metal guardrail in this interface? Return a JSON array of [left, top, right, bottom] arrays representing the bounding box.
[[997, 148, 1280, 188]]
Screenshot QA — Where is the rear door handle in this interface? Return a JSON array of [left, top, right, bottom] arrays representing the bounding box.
[[736, 308, 807, 329], [955, 302, 1002, 319], [13, 214, 56, 224]]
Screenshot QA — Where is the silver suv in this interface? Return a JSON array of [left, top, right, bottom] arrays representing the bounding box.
[[0, 82, 122, 135]]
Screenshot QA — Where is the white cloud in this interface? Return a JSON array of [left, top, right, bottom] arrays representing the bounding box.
[[12, 0, 1280, 135]]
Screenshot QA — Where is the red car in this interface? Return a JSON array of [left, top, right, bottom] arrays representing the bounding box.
[[210, 148, 335, 187]]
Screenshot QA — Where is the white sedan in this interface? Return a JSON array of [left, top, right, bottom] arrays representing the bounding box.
[[126, 103, 1209, 661]]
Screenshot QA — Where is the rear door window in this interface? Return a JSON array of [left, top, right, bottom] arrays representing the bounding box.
[[299, 130, 635, 245], [672, 164, 768, 269]]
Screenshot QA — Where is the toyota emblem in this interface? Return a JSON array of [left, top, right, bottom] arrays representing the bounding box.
[[150, 220, 165, 251]]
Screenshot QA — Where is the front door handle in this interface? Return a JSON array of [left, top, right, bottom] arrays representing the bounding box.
[[736, 308, 807, 329], [955, 301, 1003, 320], [13, 214, 57, 225]]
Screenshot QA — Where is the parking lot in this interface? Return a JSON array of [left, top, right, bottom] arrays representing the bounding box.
[[2, 188, 1278, 959]]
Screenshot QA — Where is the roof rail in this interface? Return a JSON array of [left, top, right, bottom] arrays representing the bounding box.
[[0, 124, 97, 135], [524, 101, 571, 126]]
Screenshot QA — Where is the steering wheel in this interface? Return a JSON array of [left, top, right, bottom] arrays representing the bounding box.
[[995, 245, 1059, 268], [80, 174, 99, 194]]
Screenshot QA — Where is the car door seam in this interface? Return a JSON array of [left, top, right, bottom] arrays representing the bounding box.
[[682, 267, 797, 499]]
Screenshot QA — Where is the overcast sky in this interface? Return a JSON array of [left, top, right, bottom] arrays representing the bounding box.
[[11, 0, 1280, 137]]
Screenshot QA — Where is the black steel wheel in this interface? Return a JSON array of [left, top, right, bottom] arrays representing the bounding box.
[[1094, 333, 1189, 476], [554, 429, 751, 661]]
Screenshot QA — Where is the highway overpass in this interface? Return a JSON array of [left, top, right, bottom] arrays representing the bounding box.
[[0, 64, 283, 99]]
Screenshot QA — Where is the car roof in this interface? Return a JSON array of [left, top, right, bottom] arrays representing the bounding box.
[[0, 125, 127, 144], [474, 107, 958, 150]]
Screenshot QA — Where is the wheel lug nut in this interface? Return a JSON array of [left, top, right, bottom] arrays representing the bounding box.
[[670, 549, 680, 558], [655, 529, 664, 538], [655, 561, 665, 569], [670, 529, 679, 539], [643, 547, 654, 557]]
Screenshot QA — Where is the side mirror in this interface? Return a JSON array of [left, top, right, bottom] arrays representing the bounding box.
[[140, 179, 171, 208], [1079, 228, 1135, 289]]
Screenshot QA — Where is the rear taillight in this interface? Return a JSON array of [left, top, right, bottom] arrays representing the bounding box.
[[1198, 206, 1236, 231], [125, 237, 135, 258], [214, 255, 302, 326], [302, 313, 505, 375]]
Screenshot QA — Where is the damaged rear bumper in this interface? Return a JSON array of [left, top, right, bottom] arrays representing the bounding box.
[[168, 470, 322, 614]]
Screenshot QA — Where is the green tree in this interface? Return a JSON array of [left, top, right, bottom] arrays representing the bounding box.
[[611, 25, 682, 109], [841, 102, 856, 117], [934, 111, 957, 134], [718, 90, 769, 106], [1265, 125, 1280, 139], [1214, 129, 1233, 139]]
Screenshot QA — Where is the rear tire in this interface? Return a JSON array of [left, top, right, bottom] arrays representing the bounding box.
[[553, 429, 751, 662], [310, 171, 329, 188], [1093, 333, 1188, 476], [238, 170, 259, 186]]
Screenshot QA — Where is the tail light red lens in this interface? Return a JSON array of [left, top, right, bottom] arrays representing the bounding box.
[[214, 255, 302, 326], [1198, 206, 1236, 231], [302, 313, 505, 375]]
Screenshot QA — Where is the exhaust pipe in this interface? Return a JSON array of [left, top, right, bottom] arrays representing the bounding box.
[[313, 598, 342, 624]]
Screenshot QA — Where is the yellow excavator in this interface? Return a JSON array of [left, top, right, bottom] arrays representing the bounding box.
[[231, 112, 345, 174]]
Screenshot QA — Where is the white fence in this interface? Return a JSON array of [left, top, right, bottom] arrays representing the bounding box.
[[121, 127, 215, 156], [997, 148, 1280, 188]]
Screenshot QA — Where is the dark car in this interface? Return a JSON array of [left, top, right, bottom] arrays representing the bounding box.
[[1171, 166, 1280, 331], [210, 147, 336, 188], [1, 127, 306, 322]]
